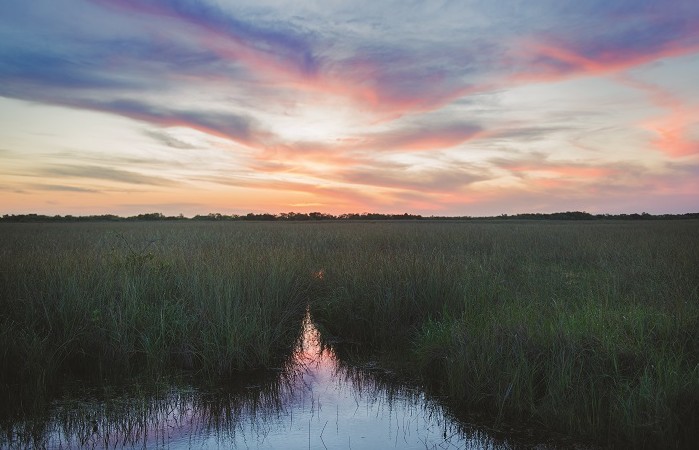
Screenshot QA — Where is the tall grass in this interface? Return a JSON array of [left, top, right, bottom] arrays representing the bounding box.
[[0, 222, 317, 392], [310, 220, 699, 448], [1, 220, 697, 447], [1, 374, 297, 449]]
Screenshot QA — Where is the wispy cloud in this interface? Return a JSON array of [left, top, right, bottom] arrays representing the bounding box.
[[144, 129, 198, 150], [340, 162, 488, 192], [1, 0, 698, 215], [617, 75, 699, 157], [92, 99, 271, 147], [40, 164, 177, 186], [90, 0, 320, 76], [356, 122, 484, 152], [27, 183, 101, 193]]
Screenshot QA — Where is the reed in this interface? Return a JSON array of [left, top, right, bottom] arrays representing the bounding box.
[[311, 220, 699, 448], [1, 219, 697, 447], [0, 222, 314, 390]]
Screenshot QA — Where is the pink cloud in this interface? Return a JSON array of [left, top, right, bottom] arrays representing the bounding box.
[[507, 37, 699, 84], [90, 1, 486, 120], [506, 165, 616, 179], [619, 76, 699, 157]]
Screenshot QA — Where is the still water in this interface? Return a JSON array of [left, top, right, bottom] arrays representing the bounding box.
[[3, 315, 554, 449]]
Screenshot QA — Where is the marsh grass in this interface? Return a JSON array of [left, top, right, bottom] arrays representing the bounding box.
[[0, 373, 301, 449], [311, 220, 699, 448], [0, 222, 316, 393], [1, 220, 697, 447]]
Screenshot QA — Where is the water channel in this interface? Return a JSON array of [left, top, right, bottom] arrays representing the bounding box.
[[2, 314, 564, 449]]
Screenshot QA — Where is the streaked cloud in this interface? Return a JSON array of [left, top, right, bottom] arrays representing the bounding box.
[[27, 184, 102, 193], [357, 122, 484, 153], [340, 162, 488, 192], [1, 0, 698, 215], [144, 130, 198, 150], [40, 164, 178, 187]]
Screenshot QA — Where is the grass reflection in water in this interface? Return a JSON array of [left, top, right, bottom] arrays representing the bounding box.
[[2, 312, 518, 449]]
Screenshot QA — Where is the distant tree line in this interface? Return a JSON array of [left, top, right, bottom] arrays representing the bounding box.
[[2, 211, 699, 223]]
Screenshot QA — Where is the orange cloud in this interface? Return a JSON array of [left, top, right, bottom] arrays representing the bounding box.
[[619, 76, 699, 157], [505, 164, 617, 179]]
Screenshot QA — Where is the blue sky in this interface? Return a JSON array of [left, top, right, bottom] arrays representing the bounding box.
[[1, 0, 698, 215]]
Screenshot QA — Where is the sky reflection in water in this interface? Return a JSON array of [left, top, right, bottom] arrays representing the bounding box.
[[7, 314, 514, 449]]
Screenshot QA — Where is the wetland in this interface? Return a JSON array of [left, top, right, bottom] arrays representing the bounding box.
[[1, 220, 698, 448]]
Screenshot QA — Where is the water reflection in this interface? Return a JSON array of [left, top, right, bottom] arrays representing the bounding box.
[[2, 313, 521, 449]]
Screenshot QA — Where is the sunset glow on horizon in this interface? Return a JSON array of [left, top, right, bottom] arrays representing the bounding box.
[[1, 0, 698, 216]]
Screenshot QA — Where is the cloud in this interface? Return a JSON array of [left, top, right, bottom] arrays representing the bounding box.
[[90, 0, 320, 76], [26, 184, 101, 193], [248, 121, 484, 173], [487, 152, 655, 188], [144, 129, 198, 150], [118, 202, 202, 211], [289, 202, 325, 207], [340, 162, 488, 192], [513, 40, 699, 83], [95, 100, 265, 146], [37, 94, 272, 148], [617, 75, 699, 157], [357, 122, 483, 152], [507, 3, 699, 83], [4, 0, 697, 126], [0, 49, 137, 92], [2, 1, 699, 216], [40, 164, 177, 186], [488, 125, 582, 145], [195, 173, 379, 211]]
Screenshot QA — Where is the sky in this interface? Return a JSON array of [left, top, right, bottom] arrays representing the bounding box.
[[1, 0, 698, 217]]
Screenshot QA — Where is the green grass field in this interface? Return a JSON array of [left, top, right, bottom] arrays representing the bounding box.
[[1, 220, 697, 447]]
